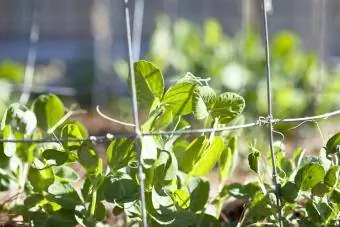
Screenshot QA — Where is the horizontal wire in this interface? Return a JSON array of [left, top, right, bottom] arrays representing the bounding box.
[[0, 109, 340, 143]]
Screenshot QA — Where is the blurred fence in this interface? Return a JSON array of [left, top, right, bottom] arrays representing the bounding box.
[[0, 0, 339, 106]]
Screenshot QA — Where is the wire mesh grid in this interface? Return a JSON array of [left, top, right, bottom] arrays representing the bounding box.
[[2, 0, 340, 226]]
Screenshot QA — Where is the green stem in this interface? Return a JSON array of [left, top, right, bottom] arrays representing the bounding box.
[[19, 163, 29, 191], [89, 189, 97, 218]]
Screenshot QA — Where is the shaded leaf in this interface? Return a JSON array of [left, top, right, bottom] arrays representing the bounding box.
[[294, 163, 325, 191], [280, 181, 298, 203], [324, 165, 340, 188], [325, 132, 340, 156], [219, 137, 236, 181]]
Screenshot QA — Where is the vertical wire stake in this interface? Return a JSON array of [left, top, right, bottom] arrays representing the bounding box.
[[19, 0, 41, 105], [262, 0, 283, 226], [123, 0, 147, 226], [132, 0, 145, 60]]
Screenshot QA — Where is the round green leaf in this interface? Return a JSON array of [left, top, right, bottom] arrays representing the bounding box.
[[52, 166, 79, 183], [311, 183, 329, 197], [294, 163, 325, 191], [61, 123, 87, 150], [103, 173, 139, 204], [32, 94, 64, 131], [77, 144, 101, 174], [162, 80, 198, 116], [28, 167, 55, 192], [193, 86, 216, 119], [132, 60, 164, 106], [324, 166, 340, 188], [210, 92, 245, 124], [280, 181, 298, 203], [325, 132, 340, 156], [43, 149, 68, 166]]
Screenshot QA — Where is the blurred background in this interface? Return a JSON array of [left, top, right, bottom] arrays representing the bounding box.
[[1, 0, 340, 158]]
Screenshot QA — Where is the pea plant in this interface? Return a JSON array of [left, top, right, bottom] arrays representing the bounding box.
[[232, 138, 340, 226], [0, 60, 339, 227]]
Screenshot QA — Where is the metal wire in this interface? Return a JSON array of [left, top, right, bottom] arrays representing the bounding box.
[[19, 0, 42, 105], [262, 0, 283, 226], [2, 109, 340, 143], [132, 0, 145, 60], [123, 0, 147, 226]]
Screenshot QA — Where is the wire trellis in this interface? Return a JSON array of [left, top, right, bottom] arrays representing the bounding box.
[[2, 0, 339, 226]]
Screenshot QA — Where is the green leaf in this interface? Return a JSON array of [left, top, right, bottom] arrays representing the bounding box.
[[32, 94, 64, 131], [280, 181, 298, 203], [47, 182, 81, 209], [325, 132, 340, 156], [187, 177, 210, 212], [1, 103, 37, 136], [204, 19, 222, 47], [248, 148, 260, 173], [173, 188, 190, 209], [330, 189, 340, 204], [311, 183, 329, 197], [324, 165, 340, 188], [162, 80, 198, 116], [193, 86, 216, 119], [1, 125, 15, 157], [210, 92, 245, 124], [198, 214, 221, 227], [103, 173, 139, 204], [61, 123, 88, 150], [227, 183, 248, 199], [106, 138, 136, 172], [52, 166, 79, 183], [77, 143, 101, 175], [28, 167, 55, 192], [181, 136, 208, 173], [132, 60, 164, 106], [190, 136, 224, 176], [43, 149, 68, 166], [293, 148, 305, 168], [141, 136, 157, 169], [294, 163, 325, 191], [244, 191, 277, 223], [154, 150, 178, 185], [218, 137, 236, 181]]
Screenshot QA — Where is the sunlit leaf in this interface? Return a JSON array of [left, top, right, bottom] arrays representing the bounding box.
[[190, 136, 224, 176], [32, 94, 64, 131], [132, 60, 164, 106], [210, 92, 245, 124], [162, 80, 198, 116]]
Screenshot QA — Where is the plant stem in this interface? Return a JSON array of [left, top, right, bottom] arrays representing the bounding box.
[[89, 189, 97, 218], [19, 162, 29, 191]]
